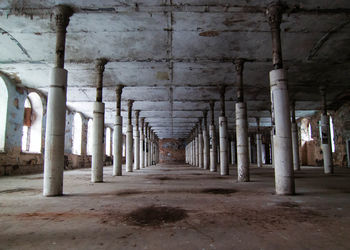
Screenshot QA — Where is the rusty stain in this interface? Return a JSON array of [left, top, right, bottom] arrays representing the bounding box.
[[156, 72, 169, 80], [13, 98, 19, 109], [199, 30, 220, 37], [223, 18, 245, 26]]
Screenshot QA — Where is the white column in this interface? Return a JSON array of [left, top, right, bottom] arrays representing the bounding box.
[[140, 118, 145, 169], [267, 2, 294, 195], [219, 116, 228, 175], [194, 131, 198, 167], [320, 114, 333, 174], [133, 111, 140, 170], [271, 128, 274, 168], [236, 102, 249, 182], [43, 68, 68, 195], [291, 101, 300, 171], [43, 5, 73, 197], [203, 112, 210, 170], [147, 127, 151, 166], [291, 123, 300, 171], [193, 138, 195, 166], [230, 141, 235, 165], [256, 134, 262, 168], [209, 126, 217, 172], [270, 69, 294, 194], [91, 102, 105, 182], [126, 124, 133, 172], [144, 123, 148, 167], [91, 59, 107, 183], [126, 100, 134, 172], [113, 85, 123, 176], [198, 120, 203, 168], [113, 116, 122, 176]]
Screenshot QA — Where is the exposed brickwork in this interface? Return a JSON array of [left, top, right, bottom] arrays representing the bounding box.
[[159, 138, 185, 163]]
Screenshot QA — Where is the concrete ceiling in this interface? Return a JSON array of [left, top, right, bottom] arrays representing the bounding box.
[[1, 0, 349, 138]]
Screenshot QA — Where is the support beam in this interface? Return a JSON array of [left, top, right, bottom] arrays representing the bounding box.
[[256, 118, 263, 168], [91, 58, 108, 183], [209, 101, 217, 172], [267, 1, 294, 195], [219, 86, 228, 176], [134, 110, 140, 170], [144, 123, 149, 167], [198, 118, 203, 168], [113, 85, 124, 176], [291, 100, 300, 171], [235, 59, 249, 182], [126, 100, 134, 172], [203, 110, 210, 170], [43, 5, 73, 196], [140, 117, 145, 169], [320, 87, 333, 174]]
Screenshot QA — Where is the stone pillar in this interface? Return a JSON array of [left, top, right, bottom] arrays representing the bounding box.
[[209, 101, 217, 172], [219, 86, 228, 176], [291, 101, 300, 171], [198, 119, 204, 168], [202, 110, 210, 170], [320, 87, 333, 174], [140, 118, 145, 169], [144, 123, 149, 167], [191, 133, 195, 166], [43, 5, 73, 196], [194, 127, 198, 167], [133, 110, 140, 170], [234, 59, 249, 182], [267, 2, 294, 194], [126, 100, 134, 172], [113, 85, 123, 176], [147, 127, 152, 166], [256, 118, 263, 168], [150, 130, 154, 165], [91, 59, 108, 183], [231, 140, 236, 165]]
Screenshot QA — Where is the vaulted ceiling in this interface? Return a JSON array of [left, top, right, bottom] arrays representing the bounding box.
[[1, 0, 349, 138]]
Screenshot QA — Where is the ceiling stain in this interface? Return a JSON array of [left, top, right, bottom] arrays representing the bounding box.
[[156, 72, 170, 80], [199, 30, 220, 37]]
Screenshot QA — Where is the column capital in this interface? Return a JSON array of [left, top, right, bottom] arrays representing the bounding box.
[[234, 58, 245, 74], [203, 110, 208, 119], [219, 85, 226, 117], [96, 58, 108, 73], [127, 99, 134, 109], [54, 5, 74, 32], [266, 1, 284, 30], [116, 85, 124, 95]]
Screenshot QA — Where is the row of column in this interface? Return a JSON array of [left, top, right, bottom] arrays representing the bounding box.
[[42, 5, 159, 196]]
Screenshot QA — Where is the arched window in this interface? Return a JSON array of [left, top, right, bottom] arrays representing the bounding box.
[[72, 113, 82, 155], [300, 118, 312, 145], [86, 119, 93, 155], [21, 92, 43, 153], [0, 77, 8, 151], [106, 127, 111, 156]]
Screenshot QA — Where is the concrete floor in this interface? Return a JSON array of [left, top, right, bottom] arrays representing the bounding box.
[[1, 164, 350, 250]]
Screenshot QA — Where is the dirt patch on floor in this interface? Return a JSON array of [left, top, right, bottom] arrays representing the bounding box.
[[115, 190, 144, 196], [15, 211, 94, 222], [125, 206, 188, 227], [19, 176, 43, 180], [200, 188, 236, 195], [151, 176, 179, 181], [215, 204, 327, 231], [0, 188, 39, 194]]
